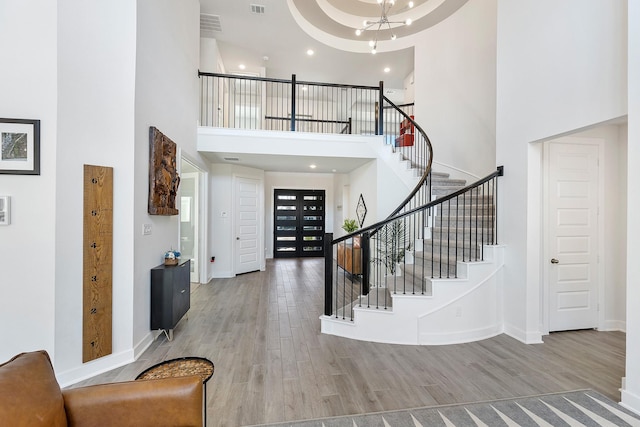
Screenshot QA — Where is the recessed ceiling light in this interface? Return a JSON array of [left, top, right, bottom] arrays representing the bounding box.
[[239, 64, 246, 70], [409, 1, 414, 7], [309, 164, 317, 169], [384, 67, 391, 73], [332, 169, 337, 173], [307, 49, 314, 56]]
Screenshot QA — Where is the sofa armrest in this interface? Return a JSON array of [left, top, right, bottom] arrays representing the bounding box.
[[62, 375, 203, 427]]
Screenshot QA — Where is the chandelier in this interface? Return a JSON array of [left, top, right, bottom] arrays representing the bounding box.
[[355, 0, 414, 54]]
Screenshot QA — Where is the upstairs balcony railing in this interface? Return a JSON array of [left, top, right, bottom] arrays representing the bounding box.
[[199, 72, 414, 139]]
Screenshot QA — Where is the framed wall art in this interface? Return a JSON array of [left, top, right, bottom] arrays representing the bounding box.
[[0, 118, 40, 175], [356, 193, 367, 227], [148, 126, 180, 215]]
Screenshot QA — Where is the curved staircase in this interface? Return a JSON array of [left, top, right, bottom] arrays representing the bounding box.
[[322, 96, 504, 345]]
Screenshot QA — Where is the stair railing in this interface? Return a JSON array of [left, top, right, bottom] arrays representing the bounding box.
[[380, 96, 433, 216], [325, 166, 503, 320], [199, 71, 383, 135]]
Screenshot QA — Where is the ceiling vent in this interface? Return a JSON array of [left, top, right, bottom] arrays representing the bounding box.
[[200, 14, 222, 38], [223, 157, 240, 161], [250, 4, 266, 14]]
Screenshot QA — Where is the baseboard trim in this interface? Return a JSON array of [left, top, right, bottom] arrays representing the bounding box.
[[419, 325, 502, 345], [56, 349, 134, 388], [503, 323, 544, 344], [133, 331, 156, 359], [621, 388, 640, 416], [600, 320, 626, 332]]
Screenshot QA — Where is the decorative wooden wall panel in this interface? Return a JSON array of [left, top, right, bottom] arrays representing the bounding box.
[[148, 126, 180, 215], [83, 165, 113, 363]]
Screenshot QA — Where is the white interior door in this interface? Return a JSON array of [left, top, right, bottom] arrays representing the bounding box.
[[547, 140, 599, 331], [235, 176, 261, 274]]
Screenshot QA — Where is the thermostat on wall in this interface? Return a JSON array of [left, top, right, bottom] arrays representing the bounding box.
[[0, 196, 10, 225]]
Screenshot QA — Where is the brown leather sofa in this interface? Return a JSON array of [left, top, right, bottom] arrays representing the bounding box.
[[0, 350, 203, 427]]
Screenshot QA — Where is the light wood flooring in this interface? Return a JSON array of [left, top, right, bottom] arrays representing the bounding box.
[[73, 258, 626, 427]]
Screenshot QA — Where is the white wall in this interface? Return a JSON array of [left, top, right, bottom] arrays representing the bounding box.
[[265, 172, 336, 259], [403, 72, 415, 104], [200, 37, 221, 74], [495, 0, 627, 343], [54, 0, 138, 378], [348, 156, 412, 230], [0, 0, 201, 382], [570, 125, 627, 332], [333, 173, 350, 238], [349, 161, 378, 228], [208, 164, 264, 278], [413, 0, 497, 178], [622, 0, 640, 415], [133, 0, 201, 354], [0, 0, 58, 363]]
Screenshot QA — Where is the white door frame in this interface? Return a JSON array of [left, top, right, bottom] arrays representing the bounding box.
[[540, 136, 605, 333], [179, 152, 209, 284], [180, 172, 199, 282]]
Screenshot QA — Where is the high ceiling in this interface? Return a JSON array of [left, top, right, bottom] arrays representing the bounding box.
[[199, 0, 468, 90], [197, 0, 468, 174]]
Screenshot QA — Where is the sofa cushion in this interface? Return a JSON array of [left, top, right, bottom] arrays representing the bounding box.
[[0, 350, 67, 426]]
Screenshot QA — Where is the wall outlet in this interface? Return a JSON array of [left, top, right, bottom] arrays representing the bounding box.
[[142, 223, 152, 235], [0, 196, 10, 226]]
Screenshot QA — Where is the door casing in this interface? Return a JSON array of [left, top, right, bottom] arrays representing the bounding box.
[[542, 136, 605, 333]]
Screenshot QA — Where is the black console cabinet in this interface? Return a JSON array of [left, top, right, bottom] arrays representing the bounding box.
[[150, 259, 190, 340]]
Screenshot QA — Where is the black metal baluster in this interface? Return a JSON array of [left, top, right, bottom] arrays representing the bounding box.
[[481, 182, 485, 261], [446, 199, 451, 278], [324, 233, 333, 317], [462, 193, 471, 262], [350, 236, 354, 320], [455, 195, 459, 278]]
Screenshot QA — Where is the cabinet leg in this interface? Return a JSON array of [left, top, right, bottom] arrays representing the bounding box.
[[162, 329, 174, 341]]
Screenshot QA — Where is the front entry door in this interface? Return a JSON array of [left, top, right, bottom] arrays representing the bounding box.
[[274, 189, 325, 258], [235, 177, 261, 274], [547, 140, 599, 331]]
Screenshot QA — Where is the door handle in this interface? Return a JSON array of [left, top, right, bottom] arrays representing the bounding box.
[[236, 237, 240, 240], [550, 258, 559, 264]]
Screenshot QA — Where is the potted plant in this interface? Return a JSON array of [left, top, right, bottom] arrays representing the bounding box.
[[372, 219, 411, 278], [341, 218, 360, 247], [341, 218, 359, 233]]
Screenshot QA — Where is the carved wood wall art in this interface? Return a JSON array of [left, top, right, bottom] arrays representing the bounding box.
[[148, 126, 180, 215]]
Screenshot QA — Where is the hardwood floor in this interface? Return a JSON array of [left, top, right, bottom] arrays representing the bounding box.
[[73, 258, 626, 427]]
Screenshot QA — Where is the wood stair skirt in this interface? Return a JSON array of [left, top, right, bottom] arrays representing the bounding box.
[[322, 172, 505, 346]]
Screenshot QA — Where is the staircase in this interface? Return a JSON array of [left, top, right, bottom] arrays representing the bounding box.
[[323, 164, 504, 345], [196, 70, 505, 346]]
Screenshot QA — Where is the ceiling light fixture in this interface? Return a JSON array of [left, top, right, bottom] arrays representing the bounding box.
[[355, 0, 413, 54]]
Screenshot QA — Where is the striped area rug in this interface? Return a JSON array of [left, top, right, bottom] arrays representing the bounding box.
[[254, 390, 640, 427]]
